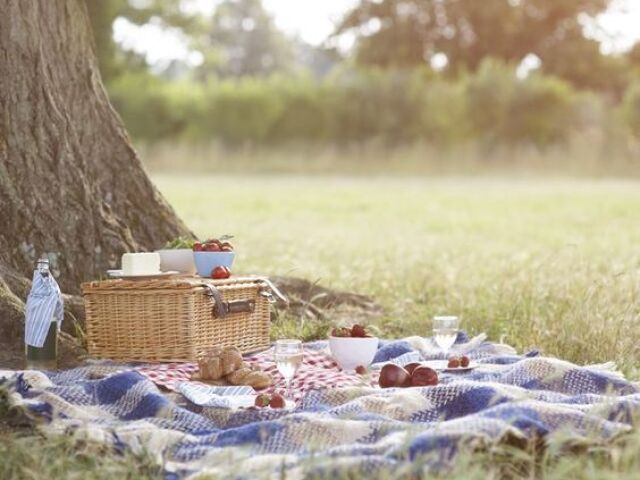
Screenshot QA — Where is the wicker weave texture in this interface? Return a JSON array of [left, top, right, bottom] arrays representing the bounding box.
[[82, 278, 271, 362]]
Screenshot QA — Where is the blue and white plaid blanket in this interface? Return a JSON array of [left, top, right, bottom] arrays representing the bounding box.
[[3, 333, 639, 479]]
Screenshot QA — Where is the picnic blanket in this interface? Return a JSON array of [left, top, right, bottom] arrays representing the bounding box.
[[3, 332, 640, 479]]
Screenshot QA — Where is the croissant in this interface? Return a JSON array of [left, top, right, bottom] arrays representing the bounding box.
[[226, 367, 273, 390], [197, 346, 244, 380]]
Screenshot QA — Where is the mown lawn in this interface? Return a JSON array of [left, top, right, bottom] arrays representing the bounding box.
[[3, 174, 640, 479], [155, 174, 640, 376]]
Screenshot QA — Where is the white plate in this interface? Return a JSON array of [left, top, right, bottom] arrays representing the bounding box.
[[107, 269, 180, 279], [216, 397, 296, 410], [254, 398, 296, 410], [421, 360, 478, 373]]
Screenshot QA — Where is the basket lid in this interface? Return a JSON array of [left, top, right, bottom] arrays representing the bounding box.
[[81, 276, 266, 293]]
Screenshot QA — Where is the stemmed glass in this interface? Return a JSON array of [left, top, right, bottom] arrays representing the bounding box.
[[274, 339, 303, 400], [432, 316, 459, 357]]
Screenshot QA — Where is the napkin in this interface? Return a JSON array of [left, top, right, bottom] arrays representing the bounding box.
[[371, 351, 422, 369], [24, 270, 63, 348], [404, 333, 516, 359], [177, 383, 256, 408]]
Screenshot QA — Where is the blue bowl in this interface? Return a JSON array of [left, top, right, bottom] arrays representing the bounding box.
[[193, 251, 236, 277]]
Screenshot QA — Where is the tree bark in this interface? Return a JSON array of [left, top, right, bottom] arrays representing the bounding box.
[[0, 0, 191, 366]]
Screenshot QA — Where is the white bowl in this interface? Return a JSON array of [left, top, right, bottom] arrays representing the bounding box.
[[156, 249, 196, 275], [329, 336, 379, 371]]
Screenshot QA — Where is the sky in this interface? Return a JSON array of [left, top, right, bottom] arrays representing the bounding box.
[[114, 0, 640, 68]]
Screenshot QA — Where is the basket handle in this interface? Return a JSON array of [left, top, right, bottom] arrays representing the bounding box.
[[256, 278, 289, 306], [201, 284, 257, 318]]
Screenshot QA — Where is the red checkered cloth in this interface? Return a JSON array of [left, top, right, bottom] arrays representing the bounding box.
[[136, 363, 199, 391], [135, 348, 377, 403]]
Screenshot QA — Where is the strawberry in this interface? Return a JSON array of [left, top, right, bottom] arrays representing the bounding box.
[[355, 365, 367, 375], [220, 242, 234, 251], [331, 327, 351, 338], [255, 394, 271, 408], [204, 242, 221, 252], [269, 393, 286, 409], [193, 242, 204, 252], [351, 324, 366, 338], [460, 355, 470, 368]]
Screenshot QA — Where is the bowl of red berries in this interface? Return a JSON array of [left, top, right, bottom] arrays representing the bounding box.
[[328, 324, 379, 371], [193, 238, 235, 278]]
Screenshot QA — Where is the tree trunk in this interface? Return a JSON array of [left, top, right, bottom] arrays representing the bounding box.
[[0, 0, 191, 367]]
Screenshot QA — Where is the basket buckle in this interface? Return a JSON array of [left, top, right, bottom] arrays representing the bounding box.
[[224, 299, 256, 314]]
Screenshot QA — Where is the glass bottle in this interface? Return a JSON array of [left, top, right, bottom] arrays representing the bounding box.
[[25, 257, 58, 370]]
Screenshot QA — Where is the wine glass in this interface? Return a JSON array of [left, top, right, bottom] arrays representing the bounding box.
[[432, 316, 459, 357], [274, 339, 303, 400]]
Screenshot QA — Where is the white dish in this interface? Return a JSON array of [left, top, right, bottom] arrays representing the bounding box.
[[193, 396, 296, 410], [252, 398, 296, 411], [329, 336, 379, 371], [421, 360, 478, 373], [177, 382, 296, 410], [156, 249, 196, 275], [107, 270, 179, 279]]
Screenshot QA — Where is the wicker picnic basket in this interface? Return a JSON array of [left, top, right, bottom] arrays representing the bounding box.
[[82, 276, 283, 363]]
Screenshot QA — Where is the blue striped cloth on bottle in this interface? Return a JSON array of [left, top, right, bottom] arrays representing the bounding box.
[[24, 270, 64, 348]]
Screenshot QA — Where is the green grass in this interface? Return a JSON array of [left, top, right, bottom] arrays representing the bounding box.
[[0, 431, 161, 480], [4, 174, 640, 479], [154, 174, 640, 376]]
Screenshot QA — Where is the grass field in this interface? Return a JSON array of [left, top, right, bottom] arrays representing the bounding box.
[[154, 174, 640, 376], [4, 173, 640, 479]]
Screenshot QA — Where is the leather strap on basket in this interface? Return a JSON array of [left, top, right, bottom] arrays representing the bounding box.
[[202, 284, 227, 318], [201, 284, 256, 319]]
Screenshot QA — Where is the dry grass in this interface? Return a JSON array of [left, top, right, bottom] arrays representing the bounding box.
[[140, 140, 640, 178]]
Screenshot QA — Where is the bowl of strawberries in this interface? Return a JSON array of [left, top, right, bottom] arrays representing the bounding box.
[[328, 324, 379, 371], [193, 238, 235, 278]]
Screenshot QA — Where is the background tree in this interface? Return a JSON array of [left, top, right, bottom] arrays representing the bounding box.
[[84, 0, 200, 82], [335, 0, 626, 92], [0, 0, 191, 366], [196, 0, 294, 78]]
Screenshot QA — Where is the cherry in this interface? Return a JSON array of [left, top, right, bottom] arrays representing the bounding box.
[[193, 242, 204, 252], [460, 355, 470, 368], [355, 365, 367, 375]]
